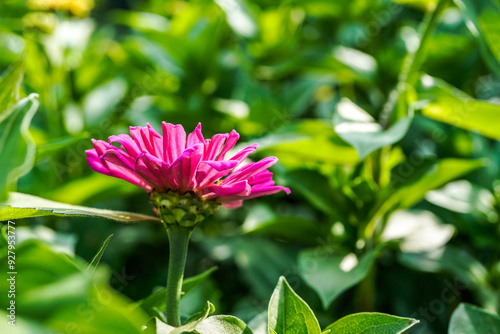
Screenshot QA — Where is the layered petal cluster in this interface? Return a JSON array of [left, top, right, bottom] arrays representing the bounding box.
[[86, 123, 290, 208]]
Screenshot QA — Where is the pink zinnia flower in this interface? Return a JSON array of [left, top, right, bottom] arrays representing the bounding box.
[[85, 123, 290, 209]]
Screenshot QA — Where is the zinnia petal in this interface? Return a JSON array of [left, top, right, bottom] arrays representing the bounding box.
[[168, 143, 204, 192], [162, 122, 186, 164]]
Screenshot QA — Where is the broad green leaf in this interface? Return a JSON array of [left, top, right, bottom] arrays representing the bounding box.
[[268, 276, 321, 334], [137, 266, 218, 316], [325, 312, 419, 334], [0, 94, 39, 201], [155, 301, 214, 334], [0, 55, 25, 122], [0, 192, 160, 223], [36, 132, 90, 161], [0, 239, 148, 334], [242, 207, 326, 245], [283, 169, 346, 217], [214, 0, 258, 38], [425, 180, 495, 218], [381, 210, 455, 252], [47, 173, 140, 205], [299, 246, 380, 308], [454, 0, 500, 75], [87, 234, 114, 274], [196, 315, 253, 334], [393, 159, 485, 209], [448, 303, 500, 334], [391, 0, 437, 11], [334, 98, 412, 160], [417, 75, 500, 140], [399, 246, 498, 310], [257, 120, 359, 168], [368, 159, 485, 238], [182, 266, 219, 296], [83, 77, 128, 127]]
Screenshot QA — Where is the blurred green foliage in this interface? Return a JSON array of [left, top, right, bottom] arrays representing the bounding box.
[[1, 0, 500, 333]]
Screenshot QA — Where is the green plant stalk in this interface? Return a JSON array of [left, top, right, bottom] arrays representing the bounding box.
[[367, 0, 451, 241], [165, 225, 192, 326], [401, 0, 452, 85], [381, 0, 451, 127]]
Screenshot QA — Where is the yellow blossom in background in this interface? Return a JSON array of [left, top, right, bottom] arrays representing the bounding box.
[[23, 12, 57, 33], [27, 0, 95, 18]]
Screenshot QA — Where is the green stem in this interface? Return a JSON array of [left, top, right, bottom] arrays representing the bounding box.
[[165, 225, 192, 326], [401, 0, 451, 85], [381, 0, 450, 127]]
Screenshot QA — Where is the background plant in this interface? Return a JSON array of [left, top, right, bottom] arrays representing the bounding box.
[[1, 0, 500, 333]]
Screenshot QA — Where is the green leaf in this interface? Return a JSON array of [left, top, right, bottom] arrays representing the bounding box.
[[182, 266, 218, 296], [87, 234, 114, 274], [214, 0, 258, 38], [417, 75, 500, 140], [0, 55, 25, 122], [399, 246, 498, 310], [283, 169, 346, 217], [195, 315, 253, 334], [381, 210, 455, 252], [137, 266, 218, 317], [391, 0, 437, 11], [0, 192, 160, 223], [155, 301, 214, 334], [0, 239, 148, 333], [454, 0, 500, 76], [268, 276, 321, 334], [257, 120, 359, 168], [334, 98, 412, 160], [0, 94, 39, 201], [392, 159, 485, 209], [36, 132, 90, 161], [448, 303, 500, 334], [425, 180, 496, 218], [324, 312, 419, 334], [242, 208, 326, 245], [299, 246, 380, 308]]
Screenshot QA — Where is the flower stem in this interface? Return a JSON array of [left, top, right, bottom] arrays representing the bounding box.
[[165, 225, 192, 326]]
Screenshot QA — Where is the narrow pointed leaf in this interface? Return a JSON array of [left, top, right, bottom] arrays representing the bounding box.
[[137, 266, 218, 316], [87, 234, 114, 274]]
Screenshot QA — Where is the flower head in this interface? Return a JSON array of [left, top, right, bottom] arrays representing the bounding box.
[[86, 123, 290, 214]]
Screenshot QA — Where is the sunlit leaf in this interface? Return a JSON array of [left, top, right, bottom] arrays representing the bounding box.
[[448, 303, 500, 334], [455, 0, 500, 75], [334, 98, 412, 160], [381, 210, 455, 252], [417, 75, 500, 140], [0, 94, 39, 201], [196, 315, 253, 334], [0, 192, 160, 223], [0, 55, 25, 121], [299, 246, 381, 308], [137, 266, 218, 317], [268, 276, 322, 334], [324, 312, 419, 333]]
